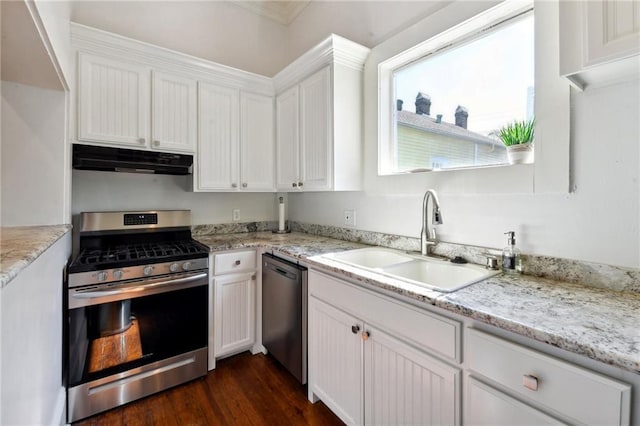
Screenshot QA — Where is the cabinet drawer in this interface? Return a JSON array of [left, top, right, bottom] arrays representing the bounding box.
[[214, 250, 256, 274], [309, 270, 460, 362], [466, 376, 562, 425], [466, 328, 631, 425]]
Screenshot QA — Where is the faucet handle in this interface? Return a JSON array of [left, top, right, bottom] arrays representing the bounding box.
[[429, 227, 437, 240]]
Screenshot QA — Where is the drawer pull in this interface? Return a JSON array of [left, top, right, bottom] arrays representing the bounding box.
[[234, 260, 241, 266], [523, 374, 539, 391], [361, 331, 370, 341], [351, 325, 360, 334]]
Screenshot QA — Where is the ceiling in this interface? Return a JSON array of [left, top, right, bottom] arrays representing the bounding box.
[[227, 0, 310, 25]]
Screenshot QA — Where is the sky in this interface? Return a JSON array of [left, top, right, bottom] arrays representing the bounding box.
[[395, 14, 534, 136]]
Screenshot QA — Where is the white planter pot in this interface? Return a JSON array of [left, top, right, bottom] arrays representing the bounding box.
[[506, 143, 534, 164]]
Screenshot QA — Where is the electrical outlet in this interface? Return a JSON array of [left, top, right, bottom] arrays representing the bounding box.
[[344, 209, 356, 227], [232, 209, 240, 221]]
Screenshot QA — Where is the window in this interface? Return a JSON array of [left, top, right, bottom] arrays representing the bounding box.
[[379, 3, 535, 175]]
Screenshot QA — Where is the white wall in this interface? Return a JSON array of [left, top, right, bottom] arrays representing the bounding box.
[[69, 1, 451, 78], [284, 1, 449, 66], [289, 78, 640, 268], [72, 170, 278, 225], [1, 82, 68, 226], [70, 0, 290, 77]]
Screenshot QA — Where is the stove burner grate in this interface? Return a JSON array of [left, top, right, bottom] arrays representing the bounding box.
[[76, 241, 207, 266]]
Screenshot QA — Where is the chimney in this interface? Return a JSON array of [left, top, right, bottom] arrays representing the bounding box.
[[397, 99, 403, 111], [415, 92, 431, 115], [455, 106, 468, 129], [436, 114, 443, 124]]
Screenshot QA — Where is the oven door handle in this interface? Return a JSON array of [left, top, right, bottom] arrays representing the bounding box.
[[71, 272, 207, 305]]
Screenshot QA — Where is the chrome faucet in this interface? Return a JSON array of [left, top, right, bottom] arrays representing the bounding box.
[[421, 189, 443, 256]]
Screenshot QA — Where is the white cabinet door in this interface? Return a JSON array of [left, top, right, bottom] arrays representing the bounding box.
[[364, 324, 460, 425], [214, 272, 255, 357], [585, 0, 640, 66], [465, 377, 562, 426], [240, 92, 275, 191], [299, 66, 331, 190], [308, 296, 363, 426], [77, 53, 149, 147], [151, 70, 197, 153], [276, 85, 300, 191], [197, 83, 240, 191]]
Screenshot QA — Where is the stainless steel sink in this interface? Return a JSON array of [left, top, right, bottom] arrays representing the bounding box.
[[321, 247, 500, 292]]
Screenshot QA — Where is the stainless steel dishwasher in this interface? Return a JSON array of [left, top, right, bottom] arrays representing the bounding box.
[[262, 253, 307, 384]]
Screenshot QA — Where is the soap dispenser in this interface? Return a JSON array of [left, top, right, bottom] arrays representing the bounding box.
[[502, 231, 522, 274]]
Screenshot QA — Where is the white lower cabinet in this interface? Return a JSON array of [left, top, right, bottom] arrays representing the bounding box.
[[465, 328, 632, 425], [214, 272, 256, 357], [309, 297, 363, 425], [465, 377, 563, 426], [308, 270, 461, 425], [210, 250, 257, 365], [364, 324, 459, 425]]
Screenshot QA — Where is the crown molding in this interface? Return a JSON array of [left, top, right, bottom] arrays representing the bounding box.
[[70, 23, 274, 95], [273, 34, 370, 92]]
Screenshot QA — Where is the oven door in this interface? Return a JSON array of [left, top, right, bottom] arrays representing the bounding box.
[[66, 270, 208, 422]]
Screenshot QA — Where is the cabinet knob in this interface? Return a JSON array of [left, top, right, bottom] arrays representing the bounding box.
[[235, 260, 241, 266], [138, 138, 146, 144], [292, 182, 298, 188], [298, 181, 304, 187], [361, 331, 370, 341], [153, 140, 160, 147], [351, 325, 360, 334], [242, 183, 248, 188], [231, 183, 238, 188], [522, 374, 539, 391]]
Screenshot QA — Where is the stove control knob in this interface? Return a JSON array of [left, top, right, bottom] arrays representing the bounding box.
[[143, 266, 154, 276], [182, 261, 192, 271], [169, 263, 180, 273], [113, 269, 124, 280], [97, 271, 108, 282]]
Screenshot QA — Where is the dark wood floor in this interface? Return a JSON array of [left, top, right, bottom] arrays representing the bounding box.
[[76, 352, 343, 426]]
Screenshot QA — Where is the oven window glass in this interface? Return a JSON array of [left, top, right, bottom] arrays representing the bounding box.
[[68, 284, 207, 386]]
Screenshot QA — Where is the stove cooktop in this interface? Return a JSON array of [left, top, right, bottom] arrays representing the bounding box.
[[69, 240, 209, 273]]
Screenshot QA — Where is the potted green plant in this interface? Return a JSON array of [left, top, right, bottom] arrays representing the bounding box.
[[498, 118, 535, 164]]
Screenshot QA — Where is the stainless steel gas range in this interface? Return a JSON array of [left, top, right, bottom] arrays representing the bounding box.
[[65, 210, 209, 422]]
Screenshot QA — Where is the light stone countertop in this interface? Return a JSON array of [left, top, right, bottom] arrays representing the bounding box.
[[197, 231, 640, 374], [0, 225, 72, 288]]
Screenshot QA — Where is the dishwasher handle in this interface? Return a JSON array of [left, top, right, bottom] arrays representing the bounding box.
[[264, 263, 298, 281], [275, 267, 290, 277], [263, 254, 306, 281]]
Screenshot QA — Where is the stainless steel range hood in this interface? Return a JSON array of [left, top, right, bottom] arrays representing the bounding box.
[[72, 144, 193, 175]]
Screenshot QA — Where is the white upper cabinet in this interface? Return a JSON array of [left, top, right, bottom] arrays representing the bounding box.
[[274, 35, 370, 192], [276, 67, 331, 191], [240, 92, 275, 191], [560, 0, 640, 89], [275, 85, 300, 189], [151, 71, 197, 153], [299, 67, 331, 191], [77, 54, 196, 153], [78, 53, 150, 148], [196, 85, 275, 192], [71, 23, 273, 161], [197, 83, 239, 190]]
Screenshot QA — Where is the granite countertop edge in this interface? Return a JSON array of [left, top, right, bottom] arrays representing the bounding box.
[[197, 231, 640, 374], [0, 225, 72, 288]]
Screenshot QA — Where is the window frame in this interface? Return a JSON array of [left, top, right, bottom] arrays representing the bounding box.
[[373, 0, 570, 194]]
